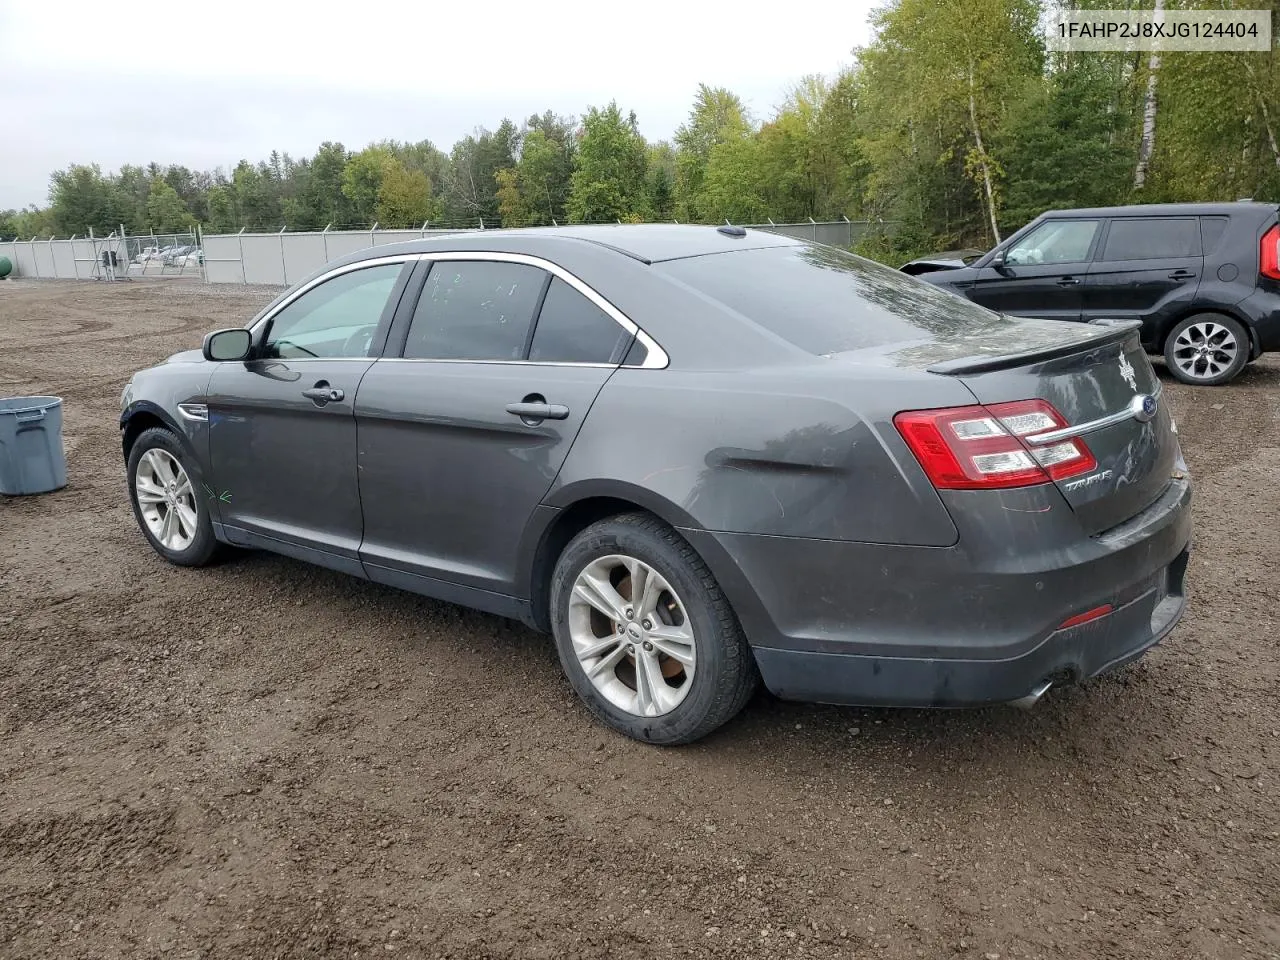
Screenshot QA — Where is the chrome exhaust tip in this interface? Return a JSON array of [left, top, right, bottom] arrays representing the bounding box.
[[1009, 679, 1054, 711]]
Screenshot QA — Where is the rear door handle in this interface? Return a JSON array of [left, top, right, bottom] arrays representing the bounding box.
[[302, 382, 344, 404], [1056, 276, 1080, 286], [506, 401, 570, 422], [1168, 270, 1196, 280]]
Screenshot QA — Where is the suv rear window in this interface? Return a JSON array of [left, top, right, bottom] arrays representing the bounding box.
[[656, 244, 1005, 356], [1102, 218, 1201, 261]]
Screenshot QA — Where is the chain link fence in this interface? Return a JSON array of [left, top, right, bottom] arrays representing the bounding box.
[[0, 228, 203, 280], [1, 219, 899, 285]]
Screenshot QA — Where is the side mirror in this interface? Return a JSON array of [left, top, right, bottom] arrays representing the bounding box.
[[988, 249, 1012, 274], [203, 328, 253, 362]]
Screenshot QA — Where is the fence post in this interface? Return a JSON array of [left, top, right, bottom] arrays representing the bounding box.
[[370, 222, 378, 249], [48, 236, 57, 279], [30, 235, 39, 279], [421, 220, 428, 238], [809, 216, 818, 242], [70, 236, 79, 280], [322, 223, 331, 264], [478, 218, 484, 230], [238, 227, 247, 284], [278, 225, 288, 285]]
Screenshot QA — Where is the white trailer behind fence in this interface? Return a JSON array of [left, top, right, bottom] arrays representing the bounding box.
[[1, 219, 897, 285]]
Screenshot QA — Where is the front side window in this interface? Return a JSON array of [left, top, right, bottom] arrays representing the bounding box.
[[264, 263, 403, 359], [1005, 220, 1100, 266], [529, 278, 632, 364], [1101, 218, 1201, 261], [403, 261, 546, 361]]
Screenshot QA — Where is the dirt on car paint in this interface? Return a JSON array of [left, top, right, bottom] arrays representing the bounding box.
[[1, 277, 1277, 960]]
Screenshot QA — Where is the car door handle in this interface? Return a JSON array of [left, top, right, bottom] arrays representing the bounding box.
[[1056, 277, 1080, 286], [302, 382, 344, 404], [1168, 270, 1196, 280], [506, 401, 570, 421]]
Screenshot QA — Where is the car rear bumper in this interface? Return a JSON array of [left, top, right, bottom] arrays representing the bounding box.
[[682, 477, 1192, 708], [1240, 287, 1280, 352]]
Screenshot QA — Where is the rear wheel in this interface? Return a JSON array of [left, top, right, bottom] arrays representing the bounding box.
[[1163, 313, 1249, 385], [549, 513, 759, 745]]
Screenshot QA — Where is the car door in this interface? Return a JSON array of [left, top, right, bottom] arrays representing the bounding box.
[[354, 254, 634, 604], [205, 258, 413, 575], [1082, 217, 1204, 340], [964, 218, 1102, 321]]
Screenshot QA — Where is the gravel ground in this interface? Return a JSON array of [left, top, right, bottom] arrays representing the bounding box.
[[1, 277, 1278, 960]]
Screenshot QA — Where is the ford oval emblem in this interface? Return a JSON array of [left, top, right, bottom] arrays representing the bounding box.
[[1130, 393, 1158, 423]]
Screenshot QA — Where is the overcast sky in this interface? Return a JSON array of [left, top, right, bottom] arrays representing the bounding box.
[[0, 0, 877, 210]]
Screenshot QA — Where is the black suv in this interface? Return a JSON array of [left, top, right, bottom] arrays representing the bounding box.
[[903, 202, 1280, 385]]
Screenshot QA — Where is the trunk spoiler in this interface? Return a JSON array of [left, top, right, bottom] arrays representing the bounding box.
[[926, 319, 1142, 376]]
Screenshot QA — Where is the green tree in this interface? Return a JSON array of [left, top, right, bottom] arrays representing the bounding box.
[[439, 120, 518, 225], [673, 85, 752, 221], [646, 142, 677, 221], [856, 0, 1044, 246], [204, 185, 238, 233], [342, 146, 394, 225], [567, 102, 650, 223], [701, 136, 767, 223], [145, 180, 192, 232], [375, 159, 436, 226], [998, 55, 1132, 231], [496, 114, 576, 226]]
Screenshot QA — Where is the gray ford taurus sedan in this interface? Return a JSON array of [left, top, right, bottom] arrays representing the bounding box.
[[119, 225, 1192, 744]]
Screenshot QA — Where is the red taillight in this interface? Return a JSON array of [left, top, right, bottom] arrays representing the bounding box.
[[1261, 224, 1280, 281], [893, 399, 1097, 491]]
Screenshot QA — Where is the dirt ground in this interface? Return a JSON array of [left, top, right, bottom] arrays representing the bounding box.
[[1, 276, 1277, 960]]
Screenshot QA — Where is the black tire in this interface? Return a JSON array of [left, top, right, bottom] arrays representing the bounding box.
[[1163, 313, 1250, 386], [549, 512, 759, 745], [126, 426, 221, 567]]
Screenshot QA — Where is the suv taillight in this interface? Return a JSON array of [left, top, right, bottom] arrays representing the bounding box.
[[894, 400, 1096, 491], [1261, 224, 1280, 281]]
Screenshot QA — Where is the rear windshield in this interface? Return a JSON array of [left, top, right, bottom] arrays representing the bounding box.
[[655, 244, 1005, 356]]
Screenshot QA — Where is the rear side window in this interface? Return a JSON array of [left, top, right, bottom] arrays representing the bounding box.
[[657, 244, 1011, 356], [529, 278, 632, 364], [403, 261, 546, 361], [1200, 217, 1229, 254], [1101, 218, 1201, 261]]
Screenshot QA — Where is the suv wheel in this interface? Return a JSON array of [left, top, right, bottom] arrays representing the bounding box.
[[1164, 313, 1249, 385], [126, 426, 221, 567], [549, 512, 759, 745]]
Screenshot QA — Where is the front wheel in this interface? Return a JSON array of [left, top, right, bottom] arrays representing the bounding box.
[[126, 426, 220, 567], [549, 513, 759, 745], [1163, 314, 1249, 385]]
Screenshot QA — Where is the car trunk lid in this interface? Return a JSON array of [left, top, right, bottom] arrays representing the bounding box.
[[927, 324, 1176, 535], [835, 318, 1178, 535]]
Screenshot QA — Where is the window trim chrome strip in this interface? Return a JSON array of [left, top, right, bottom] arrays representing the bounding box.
[[411, 251, 668, 369], [1025, 389, 1161, 446], [247, 255, 414, 338], [246, 250, 670, 370]]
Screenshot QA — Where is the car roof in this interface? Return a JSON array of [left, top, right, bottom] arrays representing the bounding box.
[[349, 224, 803, 266], [1038, 201, 1278, 219]]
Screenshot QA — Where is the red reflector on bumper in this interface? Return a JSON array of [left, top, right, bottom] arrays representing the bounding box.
[[1058, 604, 1114, 630]]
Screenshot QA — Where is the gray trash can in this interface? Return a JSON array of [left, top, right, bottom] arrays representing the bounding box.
[[0, 396, 68, 496]]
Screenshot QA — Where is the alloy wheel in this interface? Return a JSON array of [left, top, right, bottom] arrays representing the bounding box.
[[1171, 320, 1239, 381], [568, 554, 696, 718], [135, 448, 198, 551]]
